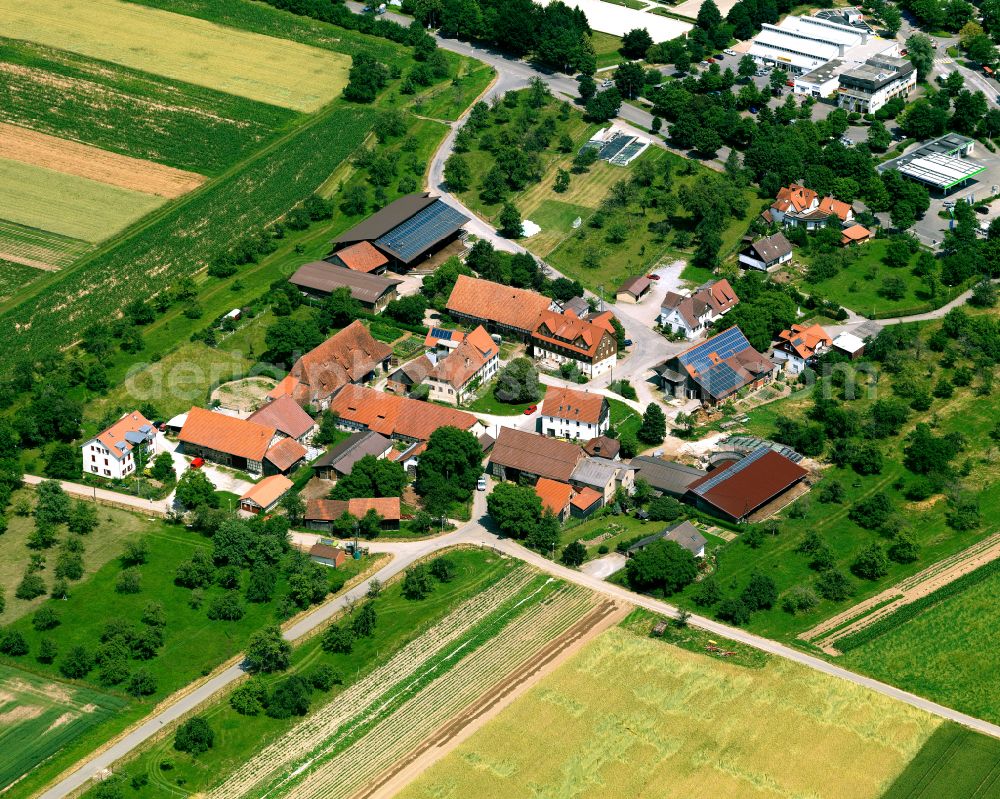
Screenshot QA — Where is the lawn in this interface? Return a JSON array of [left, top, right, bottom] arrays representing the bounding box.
[[0, 158, 165, 243], [0, 38, 298, 176], [410, 59, 495, 121], [399, 618, 939, 799], [608, 397, 641, 439], [1, 0, 350, 112], [465, 386, 536, 415], [794, 239, 962, 319], [108, 548, 514, 798], [880, 723, 1000, 799], [591, 31, 624, 68], [0, 489, 165, 624], [0, 663, 128, 793], [0, 259, 45, 306], [840, 565, 1000, 725]]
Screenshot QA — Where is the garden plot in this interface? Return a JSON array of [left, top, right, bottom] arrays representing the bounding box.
[[210, 573, 604, 799], [399, 620, 941, 799], [1, 0, 350, 112]]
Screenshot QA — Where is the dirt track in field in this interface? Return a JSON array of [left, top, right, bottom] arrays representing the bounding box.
[[350, 600, 627, 799], [0, 252, 59, 271], [802, 531, 1000, 654], [0, 122, 205, 198]]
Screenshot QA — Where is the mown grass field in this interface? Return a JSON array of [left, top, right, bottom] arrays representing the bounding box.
[[0, 260, 45, 305], [0, 664, 127, 793], [411, 60, 496, 122], [0, 38, 298, 176], [110, 549, 513, 798], [880, 723, 1000, 799], [399, 618, 939, 799], [0, 158, 165, 243], [1, 0, 350, 112], [840, 566, 1000, 725]]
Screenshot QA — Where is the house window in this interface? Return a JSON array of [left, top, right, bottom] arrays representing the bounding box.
[[104, 469, 111, 476], [104, 458, 108, 466], [91, 455, 96, 462], [91, 466, 98, 473]]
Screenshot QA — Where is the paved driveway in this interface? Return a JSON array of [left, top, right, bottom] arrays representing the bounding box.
[[580, 553, 627, 579]]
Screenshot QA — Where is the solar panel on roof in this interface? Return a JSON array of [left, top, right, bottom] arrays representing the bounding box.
[[679, 328, 750, 375], [598, 135, 634, 160], [691, 446, 769, 497], [375, 201, 469, 263], [430, 327, 453, 340], [702, 361, 743, 399]]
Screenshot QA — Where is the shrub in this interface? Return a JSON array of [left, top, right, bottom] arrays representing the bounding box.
[[206, 592, 245, 621], [429, 557, 455, 582], [816, 569, 852, 602], [16, 571, 46, 600], [60, 645, 95, 679], [0, 629, 29, 656], [322, 625, 355, 654], [716, 598, 751, 625], [174, 717, 214, 755], [32, 605, 60, 631], [781, 585, 819, 614], [115, 567, 142, 594], [265, 676, 311, 719], [126, 668, 158, 697], [230, 679, 267, 716], [307, 664, 343, 692], [37, 637, 58, 664]]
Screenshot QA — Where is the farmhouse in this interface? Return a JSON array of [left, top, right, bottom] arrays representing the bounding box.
[[329, 193, 469, 271], [540, 386, 609, 440], [629, 456, 707, 498], [304, 497, 401, 531], [773, 323, 833, 374], [446, 275, 556, 339], [178, 407, 275, 475], [738, 233, 793, 272], [270, 321, 393, 410], [262, 437, 307, 475], [326, 241, 389, 274], [570, 457, 634, 505], [313, 431, 393, 481], [657, 327, 777, 405], [238, 474, 293, 515], [330, 384, 481, 443], [288, 261, 402, 312], [488, 427, 584, 484], [247, 394, 315, 442], [627, 519, 707, 558], [616, 275, 653, 303], [81, 410, 156, 480], [532, 308, 618, 378], [533, 477, 575, 522], [659, 279, 739, 339], [570, 486, 604, 518], [425, 325, 499, 406], [685, 448, 808, 522]]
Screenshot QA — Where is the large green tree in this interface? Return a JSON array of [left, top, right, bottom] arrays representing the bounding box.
[[625, 540, 698, 595], [415, 426, 483, 514]]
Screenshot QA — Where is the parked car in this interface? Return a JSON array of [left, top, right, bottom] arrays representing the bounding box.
[[724, 49, 737, 56], [624, 339, 634, 347], [523, 404, 538, 415], [647, 273, 660, 280], [477, 475, 488, 491], [601, 79, 613, 88], [191, 457, 204, 469]]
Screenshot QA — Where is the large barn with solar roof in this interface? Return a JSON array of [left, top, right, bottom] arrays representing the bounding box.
[[327, 193, 469, 272], [655, 327, 777, 405]]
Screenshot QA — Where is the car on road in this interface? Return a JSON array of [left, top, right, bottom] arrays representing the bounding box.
[[624, 338, 633, 347], [601, 79, 613, 88], [523, 404, 538, 415], [477, 475, 487, 491], [699, 60, 709, 67]]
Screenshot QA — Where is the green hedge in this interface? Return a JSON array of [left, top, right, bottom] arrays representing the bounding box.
[[835, 557, 1000, 652]]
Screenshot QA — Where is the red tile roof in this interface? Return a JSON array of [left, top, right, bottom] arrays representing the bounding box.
[[264, 437, 307, 472], [330, 384, 478, 441], [570, 486, 603, 511], [841, 224, 872, 244], [90, 411, 154, 461], [309, 543, 346, 565], [305, 497, 401, 521], [239, 475, 293, 509], [819, 196, 853, 221], [179, 407, 275, 462], [278, 321, 392, 406], [687, 449, 807, 520], [332, 241, 389, 273], [534, 478, 574, 515], [777, 323, 832, 361], [248, 395, 315, 440], [772, 184, 817, 214], [541, 386, 607, 426], [618, 275, 652, 298], [428, 326, 497, 391], [446, 275, 552, 333], [533, 309, 616, 360]]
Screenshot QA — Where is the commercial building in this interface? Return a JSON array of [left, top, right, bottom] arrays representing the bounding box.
[[836, 54, 916, 113], [328, 193, 469, 271], [748, 10, 883, 75], [81, 411, 156, 480], [288, 262, 402, 312], [878, 134, 984, 195]]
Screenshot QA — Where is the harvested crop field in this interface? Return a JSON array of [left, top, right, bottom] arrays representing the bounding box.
[[1, 0, 350, 112], [399, 619, 940, 799], [0, 123, 205, 198], [0, 38, 296, 176], [0, 219, 91, 271], [0, 663, 126, 792], [0, 158, 164, 243]]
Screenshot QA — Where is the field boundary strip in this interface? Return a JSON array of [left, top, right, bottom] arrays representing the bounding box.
[[800, 530, 1000, 651]]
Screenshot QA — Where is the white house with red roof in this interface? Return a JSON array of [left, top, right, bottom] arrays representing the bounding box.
[[81, 411, 156, 480], [659, 279, 740, 339], [773, 323, 833, 374]]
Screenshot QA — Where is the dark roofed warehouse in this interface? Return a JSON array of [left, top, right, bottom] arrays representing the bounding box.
[[685, 448, 808, 521], [289, 262, 402, 312], [329, 193, 469, 270]]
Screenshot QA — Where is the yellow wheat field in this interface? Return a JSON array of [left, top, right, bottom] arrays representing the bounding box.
[[0, 0, 350, 112], [398, 627, 940, 799]]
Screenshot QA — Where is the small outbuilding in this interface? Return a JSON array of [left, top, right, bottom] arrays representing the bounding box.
[[309, 542, 347, 568], [239, 474, 293, 515], [616, 275, 653, 303]]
